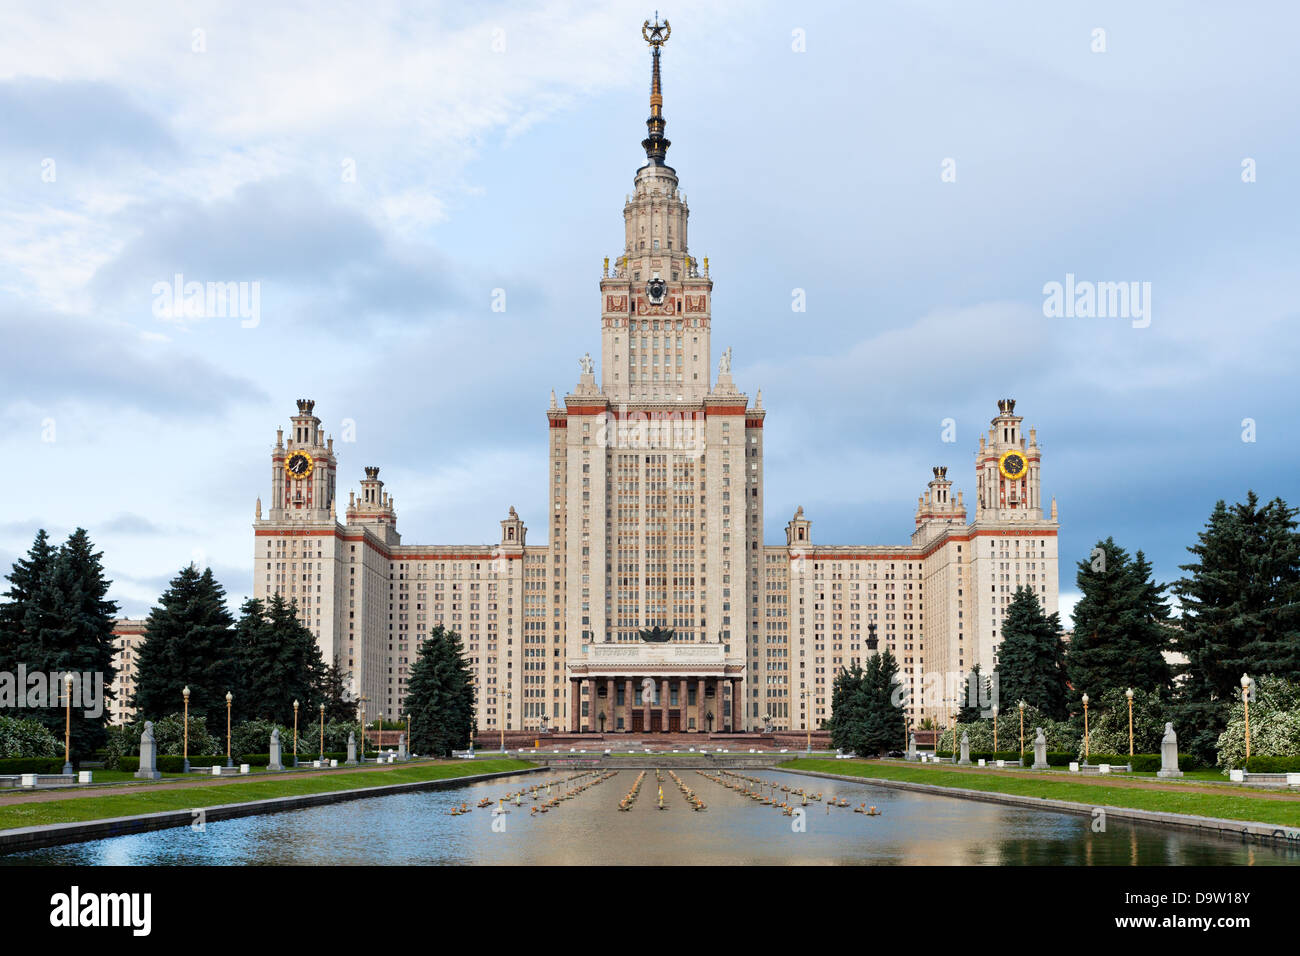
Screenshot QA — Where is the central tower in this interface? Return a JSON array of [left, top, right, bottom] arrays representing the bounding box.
[[599, 15, 713, 404], [555, 16, 757, 733]]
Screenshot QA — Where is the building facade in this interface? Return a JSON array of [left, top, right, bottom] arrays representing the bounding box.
[[108, 618, 146, 726], [251, 21, 1059, 735]]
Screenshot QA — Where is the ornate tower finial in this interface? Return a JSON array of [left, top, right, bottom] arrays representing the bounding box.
[[641, 13, 672, 165]]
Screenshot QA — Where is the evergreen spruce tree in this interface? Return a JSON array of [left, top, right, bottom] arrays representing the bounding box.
[[133, 565, 237, 724], [18, 530, 118, 760], [1173, 493, 1300, 762], [406, 625, 475, 757], [861, 647, 907, 756], [0, 529, 56, 675], [1067, 538, 1173, 696], [828, 663, 866, 752], [235, 594, 326, 723], [995, 585, 1070, 720], [318, 662, 355, 723], [957, 663, 989, 722]]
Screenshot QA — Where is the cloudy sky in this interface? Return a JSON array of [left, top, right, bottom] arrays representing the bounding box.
[[1, 1, 1296, 625]]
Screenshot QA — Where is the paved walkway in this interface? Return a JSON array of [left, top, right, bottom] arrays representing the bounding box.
[[0, 760, 454, 807]]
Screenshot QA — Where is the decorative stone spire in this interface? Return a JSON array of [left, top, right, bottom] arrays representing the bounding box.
[[640, 14, 671, 165]]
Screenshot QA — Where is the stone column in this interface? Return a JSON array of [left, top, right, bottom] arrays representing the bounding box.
[[569, 679, 580, 733], [624, 678, 634, 734], [605, 678, 614, 736], [678, 678, 687, 733], [734, 677, 745, 732], [642, 677, 652, 735], [660, 678, 670, 734]]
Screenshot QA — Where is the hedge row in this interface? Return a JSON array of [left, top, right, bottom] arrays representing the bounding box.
[[932, 750, 1027, 762], [116, 751, 391, 773], [1244, 756, 1300, 773], [0, 757, 66, 774]]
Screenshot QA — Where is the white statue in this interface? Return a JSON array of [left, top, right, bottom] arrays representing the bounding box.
[[719, 347, 732, 375], [579, 352, 594, 376]]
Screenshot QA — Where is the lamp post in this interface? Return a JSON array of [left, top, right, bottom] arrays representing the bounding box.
[[225, 691, 233, 768], [1082, 693, 1090, 763], [182, 686, 191, 772], [800, 690, 810, 752], [499, 686, 506, 754], [406, 712, 411, 757], [1241, 674, 1252, 765], [993, 703, 999, 756], [378, 711, 384, 759], [1018, 699, 1025, 757], [319, 702, 325, 763], [1125, 688, 1134, 758], [62, 673, 73, 774], [949, 706, 957, 764], [358, 695, 369, 763], [293, 699, 300, 767]]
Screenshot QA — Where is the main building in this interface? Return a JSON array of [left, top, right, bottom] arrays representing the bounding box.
[[251, 19, 1060, 737]]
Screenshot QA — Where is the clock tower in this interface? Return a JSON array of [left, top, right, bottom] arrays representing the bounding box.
[[975, 398, 1044, 521]]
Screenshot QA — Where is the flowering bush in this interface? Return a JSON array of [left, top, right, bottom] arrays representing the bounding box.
[[936, 704, 1075, 754], [1215, 676, 1300, 770], [0, 715, 60, 758]]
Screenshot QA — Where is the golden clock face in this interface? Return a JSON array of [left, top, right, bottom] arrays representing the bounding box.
[[285, 451, 315, 480], [998, 449, 1027, 481]]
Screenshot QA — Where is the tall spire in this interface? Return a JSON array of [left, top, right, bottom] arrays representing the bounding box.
[[641, 13, 671, 165]]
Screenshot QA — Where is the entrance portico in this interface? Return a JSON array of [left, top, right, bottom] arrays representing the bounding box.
[[567, 643, 745, 734]]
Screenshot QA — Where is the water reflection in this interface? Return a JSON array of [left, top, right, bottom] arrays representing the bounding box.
[[5, 769, 1297, 866]]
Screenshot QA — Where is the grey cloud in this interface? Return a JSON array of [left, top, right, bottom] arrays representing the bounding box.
[[0, 77, 173, 158], [0, 307, 265, 418]]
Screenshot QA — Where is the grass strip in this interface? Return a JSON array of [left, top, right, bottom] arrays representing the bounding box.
[[0, 759, 534, 831], [782, 758, 1300, 828]]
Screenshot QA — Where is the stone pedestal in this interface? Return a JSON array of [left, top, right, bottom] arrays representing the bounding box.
[[268, 728, 284, 771], [135, 720, 162, 780], [958, 732, 972, 766], [1032, 727, 1050, 770], [345, 731, 358, 765], [1157, 721, 1184, 778], [397, 733, 408, 761]]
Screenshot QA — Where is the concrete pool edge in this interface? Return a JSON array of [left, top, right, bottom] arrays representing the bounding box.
[[782, 767, 1300, 848], [0, 766, 544, 855]]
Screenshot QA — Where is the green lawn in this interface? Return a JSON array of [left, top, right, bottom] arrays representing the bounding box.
[[0, 759, 534, 831], [781, 758, 1300, 828]]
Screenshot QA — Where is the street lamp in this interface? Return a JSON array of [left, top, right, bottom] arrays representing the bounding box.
[[1082, 693, 1090, 763], [293, 699, 300, 767], [1018, 699, 1025, 757], [499, 686, 506, 754], [1241, 674, 1252, 765], [800, 690, 810, 753], [62, 673, 73, 774], [993, 703, 999, 756], [406, 712, 411, 757], [358, 695, 369, 763], [378, 711, 384, 758], [1125, 688, 1134, 758], [319, 702, 325, 762], [225, 691, 233, 768], [182, 686, 191, 772]]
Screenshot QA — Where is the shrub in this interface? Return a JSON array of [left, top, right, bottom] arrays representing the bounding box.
[[1244, 756, 1300, 773], [1215, 676, 1300, 770], [0, 715, 61, 759], [0, 756, 65, 774], [103, 714, 219, 769]]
